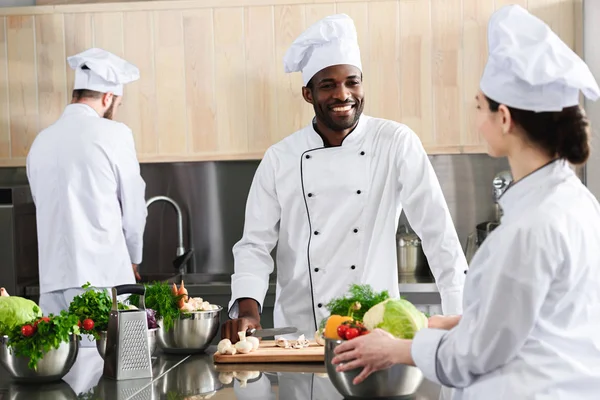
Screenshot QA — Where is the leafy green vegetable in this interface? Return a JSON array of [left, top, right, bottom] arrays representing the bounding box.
[[0, 296, 42, 335], [128, 281, 182, 332], [363, 298, 428, 339], [6, 310, 80, 370], [68, 282, 111, 339], [325, 284, 390, 322]]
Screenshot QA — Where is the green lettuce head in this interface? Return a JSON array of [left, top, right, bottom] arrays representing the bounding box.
[[363, 298, 428, 339], [0, 296, 43, 335]]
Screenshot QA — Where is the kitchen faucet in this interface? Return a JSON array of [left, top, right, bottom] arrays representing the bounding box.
[[146, 196, 193, 276]]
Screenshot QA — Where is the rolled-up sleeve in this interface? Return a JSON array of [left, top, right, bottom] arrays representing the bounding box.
[[411, 222, 561, 388], [113, 127, 147, 265], [395, 127, 467, 315], [229, 149, 281, 318]]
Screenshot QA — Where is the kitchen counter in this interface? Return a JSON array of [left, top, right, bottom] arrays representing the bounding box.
[[0, 346, 442, 400]]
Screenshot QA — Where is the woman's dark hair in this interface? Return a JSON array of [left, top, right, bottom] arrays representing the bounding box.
[[485, 96, 591, 165]]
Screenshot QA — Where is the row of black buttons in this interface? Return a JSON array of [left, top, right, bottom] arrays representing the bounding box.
[[313, 265, 356, 272], [305, 150, 366, 160], [307, 190, 362, 198], [314, 228, 360, 235]]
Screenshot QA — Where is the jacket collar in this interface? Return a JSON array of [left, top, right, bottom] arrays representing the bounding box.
[[62, 103, 101, 118], [498, 159, 574, 215], [307, 115, 368, 148]]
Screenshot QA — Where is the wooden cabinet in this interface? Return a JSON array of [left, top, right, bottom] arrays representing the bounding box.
[[0, 0, 583, 166]]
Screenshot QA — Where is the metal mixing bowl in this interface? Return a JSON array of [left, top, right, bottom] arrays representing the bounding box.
[[156, 307, 222, 354], [96, 328, 158, 359], [0, 334, 79, 383], [325, 339, 424, 399]]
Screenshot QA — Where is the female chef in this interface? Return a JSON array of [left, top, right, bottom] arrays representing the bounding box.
[[331, 5, 600, 399]]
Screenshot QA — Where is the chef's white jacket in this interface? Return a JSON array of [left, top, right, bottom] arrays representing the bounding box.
[[26, 104, 147, 294], [412, 160, 600, 399], [229, 115, 467, 338]]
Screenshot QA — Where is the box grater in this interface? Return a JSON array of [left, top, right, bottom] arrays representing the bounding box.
[[103, 284, 153, 381]]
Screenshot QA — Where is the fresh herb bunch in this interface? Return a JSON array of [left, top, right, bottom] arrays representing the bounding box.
[[7, 310, 80, 370], [68, 282, 111, 339], [325, 284, 390, 322], [128, 282, 182, 331]]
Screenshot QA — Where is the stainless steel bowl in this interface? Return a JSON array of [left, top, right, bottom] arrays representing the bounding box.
[[156, 307, 222, 354], [96, 328, 158, 359], [325, 339, 424, 398], [0, 334, 79, 383], [157, 355, 223, 397]]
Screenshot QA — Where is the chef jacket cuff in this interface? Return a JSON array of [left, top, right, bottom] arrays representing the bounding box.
[[411, 328, 448, 386], [440, 288, 463, 315], [228, 274, 268, 319]]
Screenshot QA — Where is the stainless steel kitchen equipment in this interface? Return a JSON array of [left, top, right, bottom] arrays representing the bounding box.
[[157, 355, 222, 398], [103, 284, 153, 381], [325, 339, 423, 398], [156, 308, 222, 354], [145, 195, 193, 276], [465, 170, 513, 263], [0, 185, 39, 298], [247, 327, 297, 338], [396, 225, 428, 277], [0, 334, 79, 383], [96, 328, 158, 360]]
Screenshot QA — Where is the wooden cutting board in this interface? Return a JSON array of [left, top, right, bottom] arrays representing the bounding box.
[[213, 340, 325, 363]]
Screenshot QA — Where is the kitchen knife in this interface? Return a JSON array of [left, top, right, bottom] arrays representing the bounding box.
[[247, 327, 298, 338]]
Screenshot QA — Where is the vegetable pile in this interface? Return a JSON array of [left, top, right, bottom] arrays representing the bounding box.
[[4, 308, 80, 370], [127, 281, 219, 332], [0, 289, 42, 335], [318, 284, 428, 343], [68, 282, 111, 340]]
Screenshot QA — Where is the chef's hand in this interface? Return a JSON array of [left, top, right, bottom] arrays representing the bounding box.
[[428, 315, 461, 330], [331, 329, 414, 385], [132, 264, 141, 281], [221, 298, 261, 343]]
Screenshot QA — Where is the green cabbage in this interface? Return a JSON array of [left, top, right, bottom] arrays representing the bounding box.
[[0, 297, 42, 335], [363, 298, 428, 339]]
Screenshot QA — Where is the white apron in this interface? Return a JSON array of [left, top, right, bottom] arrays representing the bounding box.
[[229, 115, 467, 339], [412, 160, 600, 399], [26, 104, 147, 295]]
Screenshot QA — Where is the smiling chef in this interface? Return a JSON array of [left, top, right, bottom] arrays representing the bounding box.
[[26, 48, 147, 324], [222, 14, 467, 343]]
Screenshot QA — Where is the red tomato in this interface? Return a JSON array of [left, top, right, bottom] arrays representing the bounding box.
[[21, 324, 34, 337], [77, 321, 82, 328], [82, 319, 95, 331], [34, 317, 50, 328], [345, 327, 359, 340], [337, 324, 349, 339], [360, 329, 370, 335]]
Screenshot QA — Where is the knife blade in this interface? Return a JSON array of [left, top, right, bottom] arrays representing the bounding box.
[[247, 327, 298, 338]]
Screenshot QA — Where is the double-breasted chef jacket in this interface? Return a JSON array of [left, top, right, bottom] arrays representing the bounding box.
[[412, 160, 600, 399], [229, 115, 468, 338], [26, 103, 147, 296]]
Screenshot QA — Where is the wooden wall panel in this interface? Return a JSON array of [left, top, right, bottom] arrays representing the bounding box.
[[0, 0, 584, 166]]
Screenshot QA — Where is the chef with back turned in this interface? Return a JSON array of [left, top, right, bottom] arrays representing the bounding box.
[[26, 48, 147, 331], [222, 14, 467, 355]]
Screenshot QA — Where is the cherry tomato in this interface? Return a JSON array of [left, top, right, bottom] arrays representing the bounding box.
[[82, 319, 95, 331], [34, 317, 50, 328], [345, 327, 360, 340], [337, 324, 349, 339], [360, 329, 370, 335], [77, 321, 82, 328], [21, 324, 34, 337]]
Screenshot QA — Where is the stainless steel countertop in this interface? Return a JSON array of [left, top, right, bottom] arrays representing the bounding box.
[[0, 346, 442, 399]]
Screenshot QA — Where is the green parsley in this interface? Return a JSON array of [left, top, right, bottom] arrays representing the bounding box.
[[6, 310, 80, 370], [68, 282, 111, 340]]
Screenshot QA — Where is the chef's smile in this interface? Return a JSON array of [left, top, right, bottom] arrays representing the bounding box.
[[329, 103, 355, 118]]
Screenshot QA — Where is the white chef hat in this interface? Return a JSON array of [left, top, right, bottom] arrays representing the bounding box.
[[480, 5, 600, 112], [283, 14, 362, 86], [67, 48, 140, 96]]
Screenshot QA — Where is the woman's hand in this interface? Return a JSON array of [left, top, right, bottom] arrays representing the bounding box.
[[428, 315, 461, 330], [330, 329, 414, 385]]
